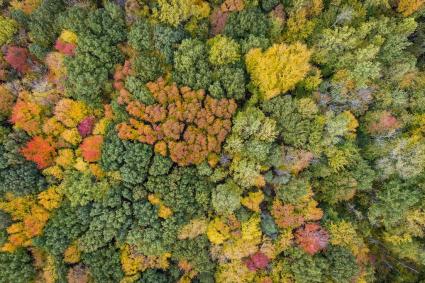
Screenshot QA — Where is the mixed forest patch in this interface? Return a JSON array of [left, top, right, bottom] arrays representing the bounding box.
[[0, 0, 425, 282]]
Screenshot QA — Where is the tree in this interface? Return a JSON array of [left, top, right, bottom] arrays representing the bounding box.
[[224, 8, 269, 40], [295, 223, 329, 255], [117, 77, 236, 166], [0, 16, 18, 46], [156, 0, 210, 27], [246, 43, 312, 99], [207, 35, 240, 65], [61, 4, 126, 105], [5, 46, 31, 74], [82, 244, 124, 283], [80, 135, 103, 162], [397, 0, 425, 16], [212, 180, 242, 215], [173, 39, 212, 90], [60, 171, 109, 207], [325, 246, 360, 283], [261, 95, 323, 152], [20, 136, 56, 169], [0, 249, 36, 283]]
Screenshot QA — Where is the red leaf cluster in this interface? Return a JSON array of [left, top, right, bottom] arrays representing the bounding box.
[[210, 9, 229, 35], [21, 136, 56, 169], [245, 252, 269, 271], [55, 39, 76, 56], [367, 111, 400, 135], [5, 46, 30, 73], [295, 223, 329, 255], [77, 116, 95, 137], [115, 68, 237, 166]]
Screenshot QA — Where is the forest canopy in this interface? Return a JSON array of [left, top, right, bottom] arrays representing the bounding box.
[[0, 0, 425, 282]]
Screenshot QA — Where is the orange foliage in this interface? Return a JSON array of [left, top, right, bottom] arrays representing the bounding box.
[[10, 98, 43, 135], [295, 223, 329, 255], [0, 195, 50, 252], [117, 76, 237, 166], [220, 0, 244, 12], [271, 200, 305, 229], [10, 0, 42, 14], [397, 0, 425, 16], [80, 135, 103, 162], [21, 136, 56, 169], [64, 242, 81, 264]]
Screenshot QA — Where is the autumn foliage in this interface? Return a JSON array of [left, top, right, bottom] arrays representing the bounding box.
[[21, 136, 56, 169], [295, 223, 329, 255], [116, 70, 237, 165], [4, 46, 30, 73]]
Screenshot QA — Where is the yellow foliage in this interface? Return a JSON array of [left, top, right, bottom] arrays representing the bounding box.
[[64, 242, 81, 264], [299, 198, 323, 222], [343, 110, 359, 134], [241, 214, 262, 243], [405, 209, 425, 237], [283, 9, 316, 42], [158, 205, 173, 219], [0, 195, 50, 251], [328, 221, 369, 262], [241, 191, 264, 212], [45, 52, 66, 84], [154, 141, 168, 156], [259, 236, 276, 259], [10, 0, 42, 14], [178, 218, 208, 240], [156, 0, 210, 27], [61, 128, 82, 145], [42, 254, 58, 283], [120, 244, 171, 276], [90, 163, 105, 179], [43, 165, 64, 180], [93, 118, 110, 135], [59, 30, 78, 44], [121, 244, 144, 275], [383, 232, 412, 245], [148, 194, 161, 205], [0, 195, 34, 220], [38, 187, 62, 211], [43, 117, 65, 137], [54, 98, 89, 128], [207, 218, 231, 244], [73, 157, 89, 172], [148, 194, 173, 218], [397, 0, 425, 16], [245, 43, 311, 100], [274, 228, 294, 255], [55, 149, 75, 168], [215, 260, 255, 283]]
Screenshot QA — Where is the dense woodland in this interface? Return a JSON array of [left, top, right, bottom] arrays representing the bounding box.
[[0, 0, 425, 282]]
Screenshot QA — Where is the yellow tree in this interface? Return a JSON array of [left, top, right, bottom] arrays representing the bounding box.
[[245, 43, 311, 99]]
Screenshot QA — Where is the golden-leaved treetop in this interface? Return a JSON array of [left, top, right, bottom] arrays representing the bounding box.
[[245, 42, 312, 99]]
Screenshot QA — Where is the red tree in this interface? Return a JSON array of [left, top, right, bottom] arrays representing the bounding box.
[[21, 136, 56, 169], [5, 46, 30, 73], [245, 251, 269, 271], [295, 223, 329, 255]]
